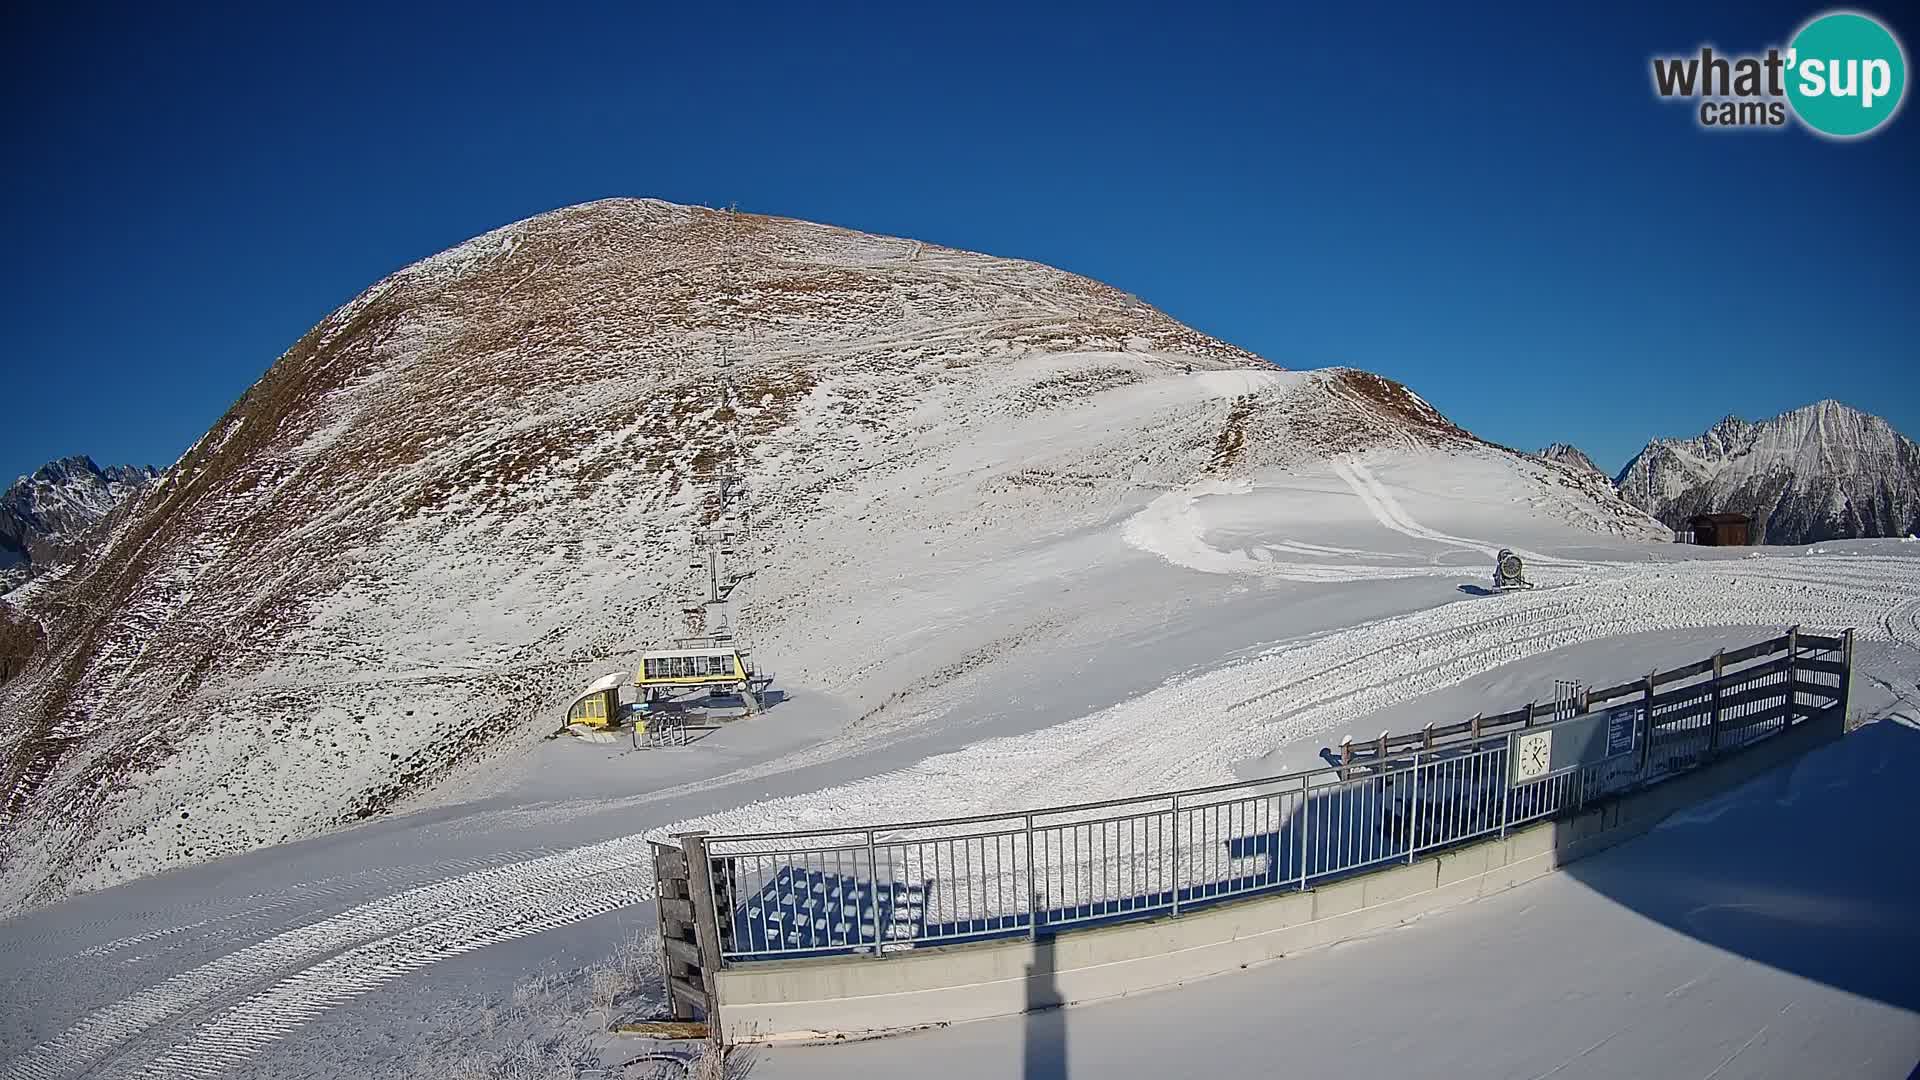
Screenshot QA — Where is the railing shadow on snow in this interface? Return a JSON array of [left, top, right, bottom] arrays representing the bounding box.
[[689, 629, 1902, 1018], [1553, 714, 1920, 1015]]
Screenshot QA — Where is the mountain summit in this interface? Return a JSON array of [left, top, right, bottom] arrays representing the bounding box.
[[1, 455, 157, 591], [1537, 443, 1604, 478], [0, 199, 1658, 908], [1616, 400, 1920, 544]]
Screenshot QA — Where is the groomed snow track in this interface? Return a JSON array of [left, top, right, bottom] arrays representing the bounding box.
[[5, 478, 1918, 1080]]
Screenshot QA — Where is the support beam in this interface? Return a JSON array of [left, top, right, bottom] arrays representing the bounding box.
[[680, 831, 726, 1039]]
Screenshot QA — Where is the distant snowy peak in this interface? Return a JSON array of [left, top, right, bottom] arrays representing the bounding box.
[[1537, 443, 1604, 477], [1, 455, 158, 587], [1616, 400, 1920, 544]]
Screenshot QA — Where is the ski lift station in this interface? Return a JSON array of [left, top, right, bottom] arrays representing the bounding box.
[[638, 642, 753, 693], [558, 207, 774, 744], [637, 638, 765, 714], [560, 641, 769, 737]]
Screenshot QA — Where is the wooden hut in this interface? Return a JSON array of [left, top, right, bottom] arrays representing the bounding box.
[[1689, 512, 1753, 546]]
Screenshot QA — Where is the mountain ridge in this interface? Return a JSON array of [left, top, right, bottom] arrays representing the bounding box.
[[0, 197, 1666, 909], [1537, 443, 1604, 478], [1616, 399, 1920, 544], [1, 455, 158, 593]]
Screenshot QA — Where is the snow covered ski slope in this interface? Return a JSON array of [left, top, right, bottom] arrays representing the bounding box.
[[4, 440, 1917, 1080], [680, 455, 1919, 837], [2, 201, 1917, 1079]]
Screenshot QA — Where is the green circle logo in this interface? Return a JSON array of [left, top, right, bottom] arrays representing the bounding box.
[[1786, 11, 1907, 137]]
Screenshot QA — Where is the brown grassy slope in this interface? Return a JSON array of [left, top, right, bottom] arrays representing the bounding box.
[[0, 198, 1273, 897]]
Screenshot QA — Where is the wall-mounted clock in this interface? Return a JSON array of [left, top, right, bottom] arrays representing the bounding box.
[[1515, 731, 1552, 782]]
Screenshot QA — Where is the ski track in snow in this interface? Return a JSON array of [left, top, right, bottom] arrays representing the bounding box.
[[7, 486, 1920, 1080], [0, 847, 557, 967], [1125, 460, 1571, 584], [1333, 457, 1564, 565], [1122, 477, 1463, 583], [0, 844, 647, 1080]]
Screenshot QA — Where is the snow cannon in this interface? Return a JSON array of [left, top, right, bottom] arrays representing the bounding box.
[[1493, 549, 1533, 591]]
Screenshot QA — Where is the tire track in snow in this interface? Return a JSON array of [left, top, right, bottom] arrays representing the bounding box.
[[10, 558, 1918, 1078], [1883, 596, 1920, 653], [1869, 595, 1920, 718], [1122, 478, 1467, 582], [0, 846, 557, 1003], [686, 554, 1918, 837], [0, 843, 653, 1080], [122, 867, 648, 1080]]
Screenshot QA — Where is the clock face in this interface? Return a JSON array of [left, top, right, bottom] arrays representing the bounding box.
[[1515, 731, 1553, 781]]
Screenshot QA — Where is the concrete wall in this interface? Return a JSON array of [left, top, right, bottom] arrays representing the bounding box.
[[715, 704, 1846, 1044]]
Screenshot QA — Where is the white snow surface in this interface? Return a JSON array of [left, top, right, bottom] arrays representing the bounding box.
[[0, 440, 1914, 1080], [754, 718, 1920, 1080], [667, 452, 1913, 843], [0, 202, 1915, 1079], [0, 194, 1651, 915]]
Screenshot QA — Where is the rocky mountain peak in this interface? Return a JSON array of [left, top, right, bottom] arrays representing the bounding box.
[[1, 455, 158, 591], [1617, 400, 1920, 544], [1537, 443, 1604, 477]]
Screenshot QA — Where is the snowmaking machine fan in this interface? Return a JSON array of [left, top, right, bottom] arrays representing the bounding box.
[[1493, 548, 1533, 590]]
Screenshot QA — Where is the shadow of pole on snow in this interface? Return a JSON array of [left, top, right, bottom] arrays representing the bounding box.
[[1023, 935, 1068, 1080]]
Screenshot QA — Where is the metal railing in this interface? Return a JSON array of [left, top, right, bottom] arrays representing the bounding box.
[[675, 628, 1852, 964]]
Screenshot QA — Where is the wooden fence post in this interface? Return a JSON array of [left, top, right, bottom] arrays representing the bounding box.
[[652, 843, 695, 1021], [1785, 624, 1800, 726], [679, 831, 725, 1037], [1637, 673, 1656, 777], [1707, 650, 1725, 757], [1840, 627, 1855, 727]]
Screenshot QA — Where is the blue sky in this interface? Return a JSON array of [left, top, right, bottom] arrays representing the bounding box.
[[1, 1, 1913, 485]]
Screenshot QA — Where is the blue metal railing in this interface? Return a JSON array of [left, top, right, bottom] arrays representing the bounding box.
[[687, 628, 1851, 963]]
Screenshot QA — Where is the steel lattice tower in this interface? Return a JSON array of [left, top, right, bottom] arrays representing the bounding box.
[[684, 204, 754, 645]]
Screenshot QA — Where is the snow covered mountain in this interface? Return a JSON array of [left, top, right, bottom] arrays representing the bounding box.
[[1537, 443, 1604, 478], [0, 198, 1665, 909], [0, 456, 157, 592], [1616, 401, 1920, 545]]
